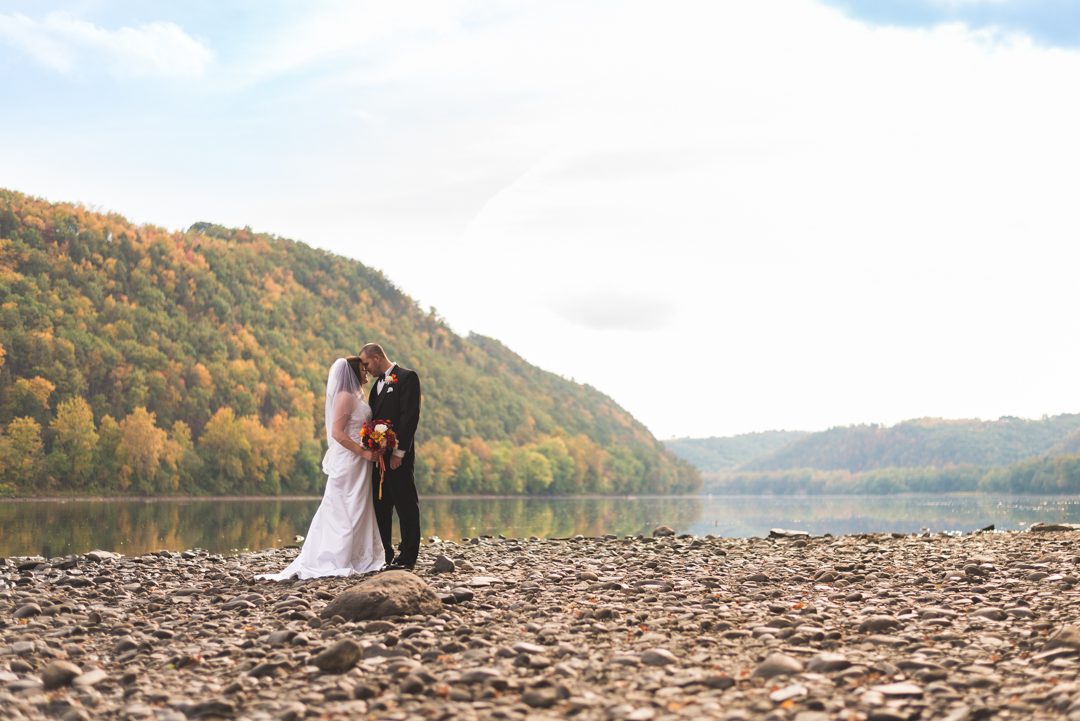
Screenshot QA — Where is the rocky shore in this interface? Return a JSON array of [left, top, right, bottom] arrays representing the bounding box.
[[4, 525, 1080, 721]]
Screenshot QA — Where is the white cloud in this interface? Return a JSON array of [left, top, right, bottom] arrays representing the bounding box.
[[548, 288, 677, 332], [0, 11, 211, 78], [931, 0, 1012, 6], [235, 1, 470, 85]]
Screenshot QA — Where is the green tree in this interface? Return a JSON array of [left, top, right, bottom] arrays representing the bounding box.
[[198, 407, 250, 493], [0, 417, 45, 492], [158, 420, 197, 494], [452, 448, 482, 494], [2, 376, 55, 426], [239, 414, 273, 494], [93, 415, 122, 492], [521, 449, 554, 495], [117, 407, 167, 493], [536, 436, 577, 494], [47, 396, 99, 489]]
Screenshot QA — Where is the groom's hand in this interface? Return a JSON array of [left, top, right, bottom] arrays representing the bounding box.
[[389, 455, 403, 470]]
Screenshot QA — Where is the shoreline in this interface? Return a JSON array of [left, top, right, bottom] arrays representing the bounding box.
[[5, 490, 1080, 503], [4, 528, 1080, 720]]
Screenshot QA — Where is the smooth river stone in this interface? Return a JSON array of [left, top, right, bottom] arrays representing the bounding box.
[[752, 653, 804, 679], [41, 660, 82, 690]]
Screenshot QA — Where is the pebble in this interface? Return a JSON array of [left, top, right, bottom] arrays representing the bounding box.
[[448, 587, 474, 602], [13, 602, 43, 619], [859, 615, 901, 633], [40, 660, 81, 690], [522, 686, 561, 708], [458, 667, 504, 685], [1044, 626, 1080, 651], [971, 607, 1007, 621], [72, 668, 108, 688], [807, 652, 850, 673], [468, 576, 502, 586], [769, 684, 808, 703], [752, 653, 804, 679], [769, 529, 811, 539], [266, 629, 296, 646], [312, 639, 362, 673], [641, 648, 678, 666], [871, 682, 924, 697], [513, 641, 546, 655]]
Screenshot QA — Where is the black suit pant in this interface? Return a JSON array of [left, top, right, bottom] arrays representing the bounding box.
[[372, 453, 420, 566]]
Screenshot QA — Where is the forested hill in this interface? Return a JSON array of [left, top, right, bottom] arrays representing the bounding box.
[[742, 416, 1080, 472], [663, 431, 809, 473], [665, 416, 1080, 494], [0, 189, 699, 497]]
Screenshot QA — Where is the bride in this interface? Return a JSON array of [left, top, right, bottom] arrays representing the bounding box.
[[258, 357, 386, 580]]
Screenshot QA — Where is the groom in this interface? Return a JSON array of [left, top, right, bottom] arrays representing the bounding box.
[[358, 343, 422, 570]]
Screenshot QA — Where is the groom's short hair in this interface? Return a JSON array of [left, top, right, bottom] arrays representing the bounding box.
[[359, 343, 387, 360]]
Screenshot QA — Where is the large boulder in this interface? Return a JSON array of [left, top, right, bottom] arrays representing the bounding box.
[[319, 571, 442, 621]]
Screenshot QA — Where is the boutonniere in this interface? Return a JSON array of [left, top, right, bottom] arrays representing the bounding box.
[[385, 373, 398, 385]]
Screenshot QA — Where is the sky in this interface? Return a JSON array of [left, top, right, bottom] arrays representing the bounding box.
[[3, 0, 1080, 440]]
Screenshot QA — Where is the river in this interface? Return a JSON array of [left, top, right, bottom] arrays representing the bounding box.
[[2, 494, 1078, 557]]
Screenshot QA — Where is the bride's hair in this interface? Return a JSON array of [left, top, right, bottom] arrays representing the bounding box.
[[345, 356, 364, 384], [325, 358, 363, 437]]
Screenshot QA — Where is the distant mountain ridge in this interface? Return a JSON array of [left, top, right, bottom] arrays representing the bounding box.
[[0, 189, 699, 497], [665, 414, 1080, 494], [742, 415, 1080, 472], [663, 431, 809, 473]]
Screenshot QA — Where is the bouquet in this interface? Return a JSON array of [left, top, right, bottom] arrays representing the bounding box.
[[360, 419, 397, 499]]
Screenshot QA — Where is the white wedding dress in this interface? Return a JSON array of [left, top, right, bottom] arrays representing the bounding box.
[[258, 388, 385, 580]]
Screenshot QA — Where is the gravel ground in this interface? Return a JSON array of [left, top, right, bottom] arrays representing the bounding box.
[[4, 525, 1080, 720]]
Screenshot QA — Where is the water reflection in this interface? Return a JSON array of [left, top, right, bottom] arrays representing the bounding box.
[[1, 494, 1079, 557], [0, 496, 703, 557], [687, 495, 1080, 537]]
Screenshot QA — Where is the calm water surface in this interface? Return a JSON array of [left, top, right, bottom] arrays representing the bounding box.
[[2, 494, 1079, 557]]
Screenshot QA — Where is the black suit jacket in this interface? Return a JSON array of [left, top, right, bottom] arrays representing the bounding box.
[[368, 365, 421, 458]]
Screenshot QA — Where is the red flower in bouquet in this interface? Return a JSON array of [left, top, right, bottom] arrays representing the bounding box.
[[360, 419, 397, 499]]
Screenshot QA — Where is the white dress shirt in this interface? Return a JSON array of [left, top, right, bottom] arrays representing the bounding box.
[[377, 363, 397, 395], [377, 364, 406, 458]]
